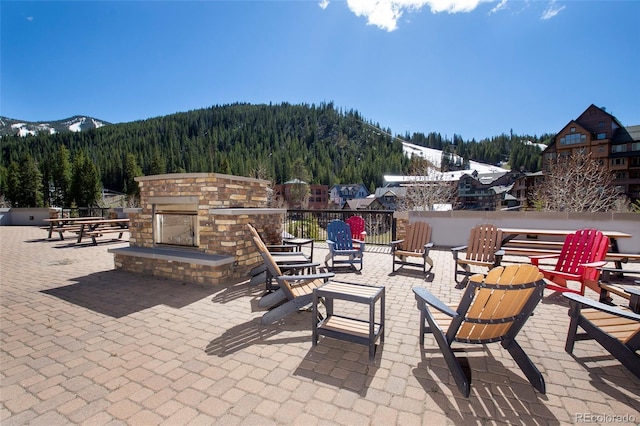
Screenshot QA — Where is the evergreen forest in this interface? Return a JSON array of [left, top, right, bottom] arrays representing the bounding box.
[[0, 102, 550, 207]]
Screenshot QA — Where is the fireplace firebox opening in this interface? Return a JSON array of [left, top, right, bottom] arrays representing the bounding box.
[[154, 203, 199, 248]]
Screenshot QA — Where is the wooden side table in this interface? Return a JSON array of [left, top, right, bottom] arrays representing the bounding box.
[[312, 281, 385, 360]]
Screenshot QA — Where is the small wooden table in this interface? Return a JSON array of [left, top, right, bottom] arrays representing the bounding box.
[[43, 217, 104, 240], [313, 281, 385, 361]]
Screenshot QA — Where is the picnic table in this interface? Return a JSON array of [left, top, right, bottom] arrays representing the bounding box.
[[498, 227, 636, 269], [42, 216, 104, 240], [75, 218, 130, 245]]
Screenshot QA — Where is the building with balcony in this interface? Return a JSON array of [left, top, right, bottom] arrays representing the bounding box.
[[542, 104, 640, 202], [273, 180, 328, 209]]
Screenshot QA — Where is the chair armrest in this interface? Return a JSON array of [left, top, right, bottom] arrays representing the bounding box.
[[390, 239, 404, 246], [529, 253, 559, 266], [278, 262, 320, 270], [563, 293, 640, 321], [352, 238, 364, 244], [451, 245, 467, 253], [582, 260, 607, 268], [530, 254, 560, 261], [413, 287, 457, 318], [495, 249, 505, 256], [266, 243, 297, 251], [626, 287, 640, 313], [423, 242, 434, 250], [625, 287, 640, 297], [279, 272, 335, 282]]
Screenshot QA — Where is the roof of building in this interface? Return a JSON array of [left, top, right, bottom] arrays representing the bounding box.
[[343, 198, 375, 210], [612, 125, 640, 144]]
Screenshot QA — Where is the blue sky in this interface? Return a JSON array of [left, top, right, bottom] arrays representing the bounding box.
[[1, 0, 638, 141]]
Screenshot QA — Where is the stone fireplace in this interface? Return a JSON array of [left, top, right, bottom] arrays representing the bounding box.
[[109, 173, 285, 286]]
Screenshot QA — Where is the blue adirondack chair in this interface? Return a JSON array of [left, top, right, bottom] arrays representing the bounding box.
[[325, 219, 364, 271]]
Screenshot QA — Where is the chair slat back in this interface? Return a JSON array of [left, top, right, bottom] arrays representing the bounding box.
[[454, 265, 544, 343], [250, 235, 284, 277], [465, 224, 502, 263], [556, 229, 609, 279], [327, 220, 354, 250], [345, 216, 366, 241], [252, 236, 299, 301], [403, 222, 432, 253]]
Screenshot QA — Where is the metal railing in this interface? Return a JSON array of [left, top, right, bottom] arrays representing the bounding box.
[[58, 207, 113, 218], [284, 209, 396, 246]]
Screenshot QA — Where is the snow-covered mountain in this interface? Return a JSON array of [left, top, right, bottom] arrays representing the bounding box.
[[0, 115, 110, 137], [401, 141, 509, 174]]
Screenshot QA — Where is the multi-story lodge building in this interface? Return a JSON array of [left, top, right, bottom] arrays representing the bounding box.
[[273, 180, 328, 209], [541, 104, 640, 202]]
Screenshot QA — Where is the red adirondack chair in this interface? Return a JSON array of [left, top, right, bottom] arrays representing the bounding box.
[[529, 228, 610, 295], [345, 215, 366, 242]]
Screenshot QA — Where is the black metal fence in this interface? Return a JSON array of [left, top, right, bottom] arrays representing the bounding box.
[[58, 207, 113, 218], [284, 209, 396, 246]]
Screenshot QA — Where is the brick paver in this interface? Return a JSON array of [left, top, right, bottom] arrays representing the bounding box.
[[1, 226, 639, 425]]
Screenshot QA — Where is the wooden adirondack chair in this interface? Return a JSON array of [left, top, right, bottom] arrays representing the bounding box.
[[413, 264, 547, 397], [564, 291, 640, 379], [530, 228, 609, 295], [253, 234, 334, 324], [247, 223, 313, 291], [390, 221, 434, 274], [345, 215, 367, 242], [451, 224, 504, 284], [325, 219, 364, 271]]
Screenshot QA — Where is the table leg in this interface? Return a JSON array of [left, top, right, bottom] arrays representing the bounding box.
[[77, 224, 86, 243]]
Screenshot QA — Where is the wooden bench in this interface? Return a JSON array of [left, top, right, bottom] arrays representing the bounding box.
[[85, 228, 129, 245], [604, 253, 640, 263]]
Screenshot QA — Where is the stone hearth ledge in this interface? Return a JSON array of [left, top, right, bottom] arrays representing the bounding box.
[[108, 246, 235, 267]]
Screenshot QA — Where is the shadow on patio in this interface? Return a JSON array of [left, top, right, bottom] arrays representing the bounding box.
[[41, 270, 217, 318]]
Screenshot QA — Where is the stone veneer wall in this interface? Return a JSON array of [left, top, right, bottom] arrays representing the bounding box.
[[112, 173, 285, 285]]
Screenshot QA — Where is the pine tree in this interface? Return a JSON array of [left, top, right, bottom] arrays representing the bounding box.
[[70, 150, 101, 207], [50, 145, 72, 207]]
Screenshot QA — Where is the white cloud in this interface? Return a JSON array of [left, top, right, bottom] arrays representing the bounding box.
[[318, 0, 330, 10], [489, 0, 508, 14], [26, 16, 34, 22], [541, 0, 565, 20], [345, 0, 491, 31]]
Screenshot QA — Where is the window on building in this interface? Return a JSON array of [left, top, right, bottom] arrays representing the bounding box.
[[630, 157, 640, 167], [598, 121, 605, 128], [611, 158, 626, 166], [616, 172, 627, 179], [611, 144, 627, 153], [559, 133, 586, 146], [570, 127, 576, 133], [632, 142, 640, 151], [597, 133, 607, 140]]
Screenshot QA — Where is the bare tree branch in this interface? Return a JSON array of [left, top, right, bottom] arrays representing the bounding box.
[[397, 158, 456, 211], [532, 151, 626, 212]]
